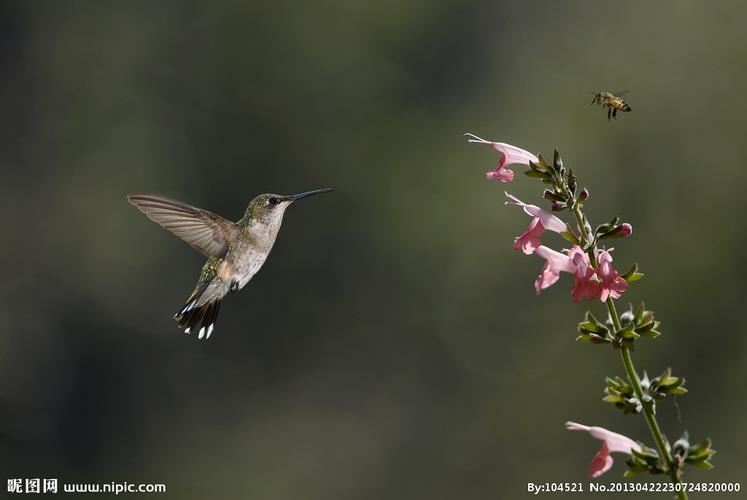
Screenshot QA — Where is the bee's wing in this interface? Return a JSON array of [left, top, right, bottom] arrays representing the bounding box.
[[127, 193, 239, 258], [613, 90, 630, 97]]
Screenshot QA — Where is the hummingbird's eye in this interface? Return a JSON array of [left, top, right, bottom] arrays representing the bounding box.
[[268, 197, 280, 206]]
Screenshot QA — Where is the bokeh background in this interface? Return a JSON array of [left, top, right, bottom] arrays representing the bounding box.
[[1, 1, 745, 498]]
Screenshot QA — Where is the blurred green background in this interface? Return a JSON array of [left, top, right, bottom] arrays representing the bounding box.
[[1, 1, 745, 498]]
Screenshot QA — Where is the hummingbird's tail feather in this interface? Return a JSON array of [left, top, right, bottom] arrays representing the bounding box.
[[175, 299, 222, 340], [174, 280, 225, 340]]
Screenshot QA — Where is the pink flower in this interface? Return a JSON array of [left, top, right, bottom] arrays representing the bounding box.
[[506, 193, 568, 255], [465, 133, 539, 183], [568, 246, 602, 302], [565, 421, 641, 478], [597, 249, 628, 301], [533, 246, 579, 294], [533, 245, 628, 302], [515, 218, 545, 255]]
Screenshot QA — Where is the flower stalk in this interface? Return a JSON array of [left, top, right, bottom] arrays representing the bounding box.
[[572, 202, 688, 499], [468, 134, 714, 496]]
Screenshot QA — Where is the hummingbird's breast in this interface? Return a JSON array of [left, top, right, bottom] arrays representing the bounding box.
[[227, 226, 278, 290], [233, 251, 270, 289]]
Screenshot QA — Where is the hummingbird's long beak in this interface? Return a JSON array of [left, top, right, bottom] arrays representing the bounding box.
[[285, 188, 333, 201]]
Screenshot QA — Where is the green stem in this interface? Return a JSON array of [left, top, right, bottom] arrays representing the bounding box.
[[607, 299, 687, 500], [571, 203, 687, 499]]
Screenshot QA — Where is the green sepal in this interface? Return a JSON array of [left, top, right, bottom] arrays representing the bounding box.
[[524, 169, 550, 180], [543, 189, 564, 202], [567, 171, 578, 195], [640, 329, 661, 338], [631, 446, 660, 464], [552, 149, 563, 174], [689, 460, 714, 470], [560, 230, 580, 245], [536, 153, 551, 171], [595, 215, 620, 237], [621, 263, 645, 282], [528, 159, 550, 174]]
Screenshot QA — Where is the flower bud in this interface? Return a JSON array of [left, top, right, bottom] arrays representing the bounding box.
[[672, 431, 690, 459], [543, 189, 564, 202], [579, 187, 590, 201], [619, 309, 635, 326], [599, 222, 633, 239], [550, 200, 566, 211]]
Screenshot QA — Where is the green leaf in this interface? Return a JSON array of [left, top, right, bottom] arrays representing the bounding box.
[[686, 448, 714, 461], [603, 394, 622, 403], [635, 319, 658, 333], [536, 153, 550, 170], [579, 321, 603, 334], [560, 230, 580, 245], [524, 169, 550, 179], [553, 149, 563, 172], [623, 467, 647, 478], [586, 310, 603, 325], [690, 438, 712, 452], [626, 272, 645, 282], [567, 171, 578, 195], [529, 160, 550, 174], [543, 189, 564, 202], [689, 460, 714, 470], [620, 263, 638, 279], [631, 447, 659, 464]]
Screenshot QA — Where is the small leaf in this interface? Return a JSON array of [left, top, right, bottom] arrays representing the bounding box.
[[529, 160, 550, 174], [524, 170, 549, 179], [631, 447, 659, 463], [560, 230, 580, 245], [553, 149, 563, 172], [586, 310, 603, 325], [536, 153, 550, 170], [626, 272, 645, 282], [620, 263, 639, 279], [543, 189, 564, 202], [579, 321, 603, 334], [689, 460, 714, 470], [690, 438, 712, 452]]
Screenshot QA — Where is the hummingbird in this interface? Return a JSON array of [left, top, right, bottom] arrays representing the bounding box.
[[127, 188, 332, 340]]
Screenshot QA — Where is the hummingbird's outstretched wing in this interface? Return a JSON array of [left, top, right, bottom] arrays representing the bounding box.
[[127, 193, 239, 258]]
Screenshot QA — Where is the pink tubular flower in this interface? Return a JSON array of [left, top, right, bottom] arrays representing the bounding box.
[[506, 193, 568, 255], [533, 245, 628, 302], [533, 246, 579, 294], [465, 133, 539, 183], [565, 421, 641, 478], [597, 249, 628, 302], [569, 246, 602, 302]]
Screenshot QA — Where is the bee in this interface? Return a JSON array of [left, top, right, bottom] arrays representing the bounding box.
[[590, 91, 631, 120]]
